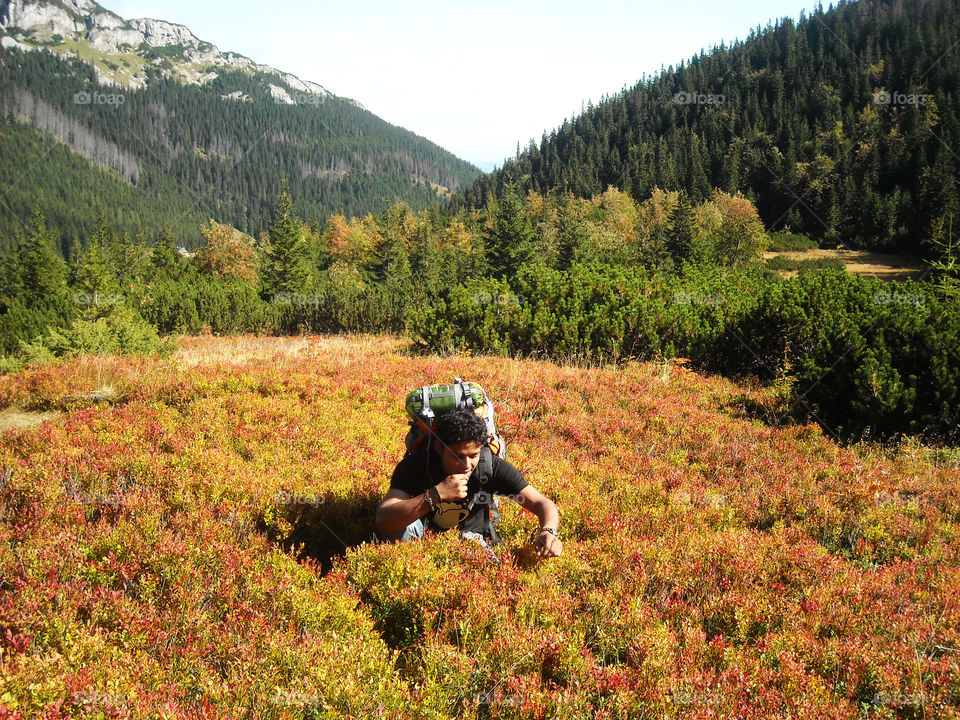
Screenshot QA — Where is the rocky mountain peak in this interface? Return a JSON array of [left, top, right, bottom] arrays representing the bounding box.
[[0, 0, 335, 101]]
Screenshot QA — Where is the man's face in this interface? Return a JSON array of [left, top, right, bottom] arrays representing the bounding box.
[[436, 438, 482, 477]]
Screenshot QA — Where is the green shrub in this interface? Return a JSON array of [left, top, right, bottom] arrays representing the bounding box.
[[19, 305, 175, 361], [135, 278, 203, 334], [0, 355, 24, 374], [766, 255, 846, 272], [768, 231, 818, 252], [419, 263, 959, 443], [722, 271, 959, 442]]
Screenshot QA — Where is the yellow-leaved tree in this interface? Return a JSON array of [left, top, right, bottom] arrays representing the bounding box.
[[703, 189, 768, 266], [195, 220, 257, 282]]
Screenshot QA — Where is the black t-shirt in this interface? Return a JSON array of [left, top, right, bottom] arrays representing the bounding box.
[[390, 446, 528, 536]]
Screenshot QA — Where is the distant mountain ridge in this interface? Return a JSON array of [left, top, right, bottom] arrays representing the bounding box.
[[0, 0, 340, 100], [0, 0, 480, 249]]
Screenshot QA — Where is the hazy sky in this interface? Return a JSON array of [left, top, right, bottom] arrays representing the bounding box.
[[100, 0, 826, 169]]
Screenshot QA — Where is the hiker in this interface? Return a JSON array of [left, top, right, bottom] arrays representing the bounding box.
[[374, 408, 563, 558]]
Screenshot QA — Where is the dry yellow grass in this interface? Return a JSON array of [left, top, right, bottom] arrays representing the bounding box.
[[764, 248, 928, 281], [0, 407, 57, 432], [172, 333, 410, 368]]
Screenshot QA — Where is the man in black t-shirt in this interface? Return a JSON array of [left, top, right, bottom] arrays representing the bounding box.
[[374, 409, 563, 558]]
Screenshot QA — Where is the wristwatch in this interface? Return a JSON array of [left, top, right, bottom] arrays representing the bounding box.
[[540, 526, 559, 539]]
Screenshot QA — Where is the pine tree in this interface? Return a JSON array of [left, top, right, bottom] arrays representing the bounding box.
[[667, 191, 701, 265], [410, 221, 441, 296], [5, 208, 75, 351], [0, 244, 31, 356], [263, 187, 311, 297], [21, 208, 70, 312], [485, 185, 537, 279], [73, 240, 119, 314], [378, 210, 413, 288], [927, 213, 958, 300], [556, 198, 590, 269], [0, 240, 25, 309], [150, 228, 185, 280]]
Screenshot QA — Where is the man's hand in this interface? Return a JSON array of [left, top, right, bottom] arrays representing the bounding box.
[[435, 473, 469, 502], [516, 486, 563, 558], [535, 529, 563, 558]]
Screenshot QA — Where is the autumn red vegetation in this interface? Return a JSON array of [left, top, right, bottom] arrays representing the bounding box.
[[0, 335, 957, 718]]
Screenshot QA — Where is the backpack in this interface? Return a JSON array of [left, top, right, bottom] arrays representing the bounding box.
[[404, 378, 507, 543], [404, 378, 507, 459]]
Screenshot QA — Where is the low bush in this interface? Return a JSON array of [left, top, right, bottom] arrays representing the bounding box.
[[420, 263, 959, 443]]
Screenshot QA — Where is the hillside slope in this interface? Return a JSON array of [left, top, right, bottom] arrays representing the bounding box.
[[0, 0, 480, 246], [462, 0, 960, 253], [0, 335, 957, 717]]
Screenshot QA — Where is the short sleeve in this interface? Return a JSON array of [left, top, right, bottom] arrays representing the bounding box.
[[389, 450, 443, 497], [490, 455, 528, 495]]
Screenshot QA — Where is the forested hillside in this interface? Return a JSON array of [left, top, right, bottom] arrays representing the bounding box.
[[460, 0, 960, 253], [0, 45, 480, 250], [0, 115, 212, 255]]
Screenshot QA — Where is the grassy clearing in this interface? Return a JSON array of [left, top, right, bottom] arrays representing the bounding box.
[[763, 248, 927, 281]]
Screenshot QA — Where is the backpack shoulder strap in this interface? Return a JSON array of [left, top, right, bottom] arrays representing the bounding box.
[[475, 444, 493, 485], [465, 446, 499, 544]]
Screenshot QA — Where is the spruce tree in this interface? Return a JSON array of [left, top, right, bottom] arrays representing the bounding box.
[[410, 221, 441, 296], [667, 191, 701, 266], [485, 185, 537, 279], [378, 203, 414, 284], [73, 240, 119, 316], [6, 208, 75, 350], [380, 230, 412, 287], [556, 199, 589, 269], [150, 228, 185, 280], [21, 208, 70, 313], [263, 187, 311, 297], [0, 240, 25, 309]]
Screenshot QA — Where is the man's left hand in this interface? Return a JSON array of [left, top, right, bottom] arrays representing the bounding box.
[[535, 530, 562, 558]]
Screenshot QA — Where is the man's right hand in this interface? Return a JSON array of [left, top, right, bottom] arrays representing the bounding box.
[[435, 473, 469, 502]]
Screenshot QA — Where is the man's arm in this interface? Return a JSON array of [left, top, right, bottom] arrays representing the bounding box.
[[516, 485, 563, 557], [374, 488, 431, 535], [374, 473, 470, 535]]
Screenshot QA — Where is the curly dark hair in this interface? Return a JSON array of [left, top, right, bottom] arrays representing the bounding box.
[[435, 408, 488, 448]]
